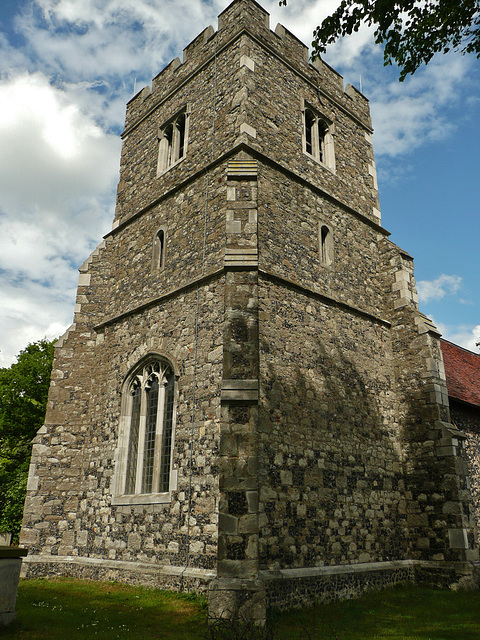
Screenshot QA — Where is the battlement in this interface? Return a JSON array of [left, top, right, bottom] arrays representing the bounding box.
[[124, 0, 371, 134], [183, 25, 215, 63], [218, 0, 270, 33], [274, 23, 309, 64]]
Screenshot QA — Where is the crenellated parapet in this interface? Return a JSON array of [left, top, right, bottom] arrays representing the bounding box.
[[124, 0, 371, 137]]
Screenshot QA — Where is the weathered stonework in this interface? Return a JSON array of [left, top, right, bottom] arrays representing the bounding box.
[[21, 0, 478, 624]]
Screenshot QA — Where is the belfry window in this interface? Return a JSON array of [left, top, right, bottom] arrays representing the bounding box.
[[157, 108, 189, 175], [303, 106, 335, 170], [112, 357, 177, 504]]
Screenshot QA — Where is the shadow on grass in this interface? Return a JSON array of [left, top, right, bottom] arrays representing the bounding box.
[[270, 583, 480, 640], [5, 577, 208, 639], [4, 580, 480, 640]]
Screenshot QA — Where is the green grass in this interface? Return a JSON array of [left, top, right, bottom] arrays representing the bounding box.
[[5, 578, 207, 639], [269, 583, 480, 639], [4, 579, 480, 639]]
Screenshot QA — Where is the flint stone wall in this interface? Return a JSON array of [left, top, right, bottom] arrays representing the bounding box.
[[450, 400, 480, 532], [20, 0, 478, 618]]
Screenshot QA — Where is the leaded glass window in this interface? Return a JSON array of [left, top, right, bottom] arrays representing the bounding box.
[[123, 360, 175, 495]]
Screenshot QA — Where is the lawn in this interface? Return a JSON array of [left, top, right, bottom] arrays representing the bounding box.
[[3, 578, 480, 639]]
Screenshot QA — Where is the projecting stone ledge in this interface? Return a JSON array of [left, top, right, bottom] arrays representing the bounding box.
[[224, 247, 259, 267], [221, 379, 259, 402]]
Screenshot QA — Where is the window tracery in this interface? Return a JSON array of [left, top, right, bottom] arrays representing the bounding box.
[[112, 357, 176, 504]]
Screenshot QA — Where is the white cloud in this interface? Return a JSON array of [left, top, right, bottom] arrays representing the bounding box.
[[0, 71, 119, 366], [15, 0, 224, 84], [265, 0, 345, 50], [435, 321, 480, 354], [417, 274, 463, 303], [0, 72, 120, 212], [0, 278, 75, 368], [370, 54, 471, 158]]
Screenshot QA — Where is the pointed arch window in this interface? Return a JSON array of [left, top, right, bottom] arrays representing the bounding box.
[[157, 107, 189, 175], [303, 105, 335, 171], [319, 223, 334, 266], [112, 357, 177, 505], [153, 227, 166, 271]]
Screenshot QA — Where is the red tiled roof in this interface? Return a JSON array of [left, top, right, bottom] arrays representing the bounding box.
[[441, 339, 480, 408]]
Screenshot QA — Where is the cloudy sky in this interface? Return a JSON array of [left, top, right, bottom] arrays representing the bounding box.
[[1, 0, 479, 367]]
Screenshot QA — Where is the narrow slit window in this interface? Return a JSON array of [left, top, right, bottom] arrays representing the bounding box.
[[164, 124, 174, 167], [305, 109, 314, 156], [318, 121, 327, 163], [153, 228, 166, 270], [159, 372, 175, 492], [142, 376, 159, 493], [320, 224, 333, 266], [177, 113, 186, 159], [125, 383, 141, 494]]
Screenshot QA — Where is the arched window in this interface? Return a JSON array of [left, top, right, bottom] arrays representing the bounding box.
[[305, 109, 315, 156], [163, 124, 174, 168], [176, 113, 186, 160], [303, 105, 335, 170], [319, 224, 333, 266], [112, 357, 177, 504], [317, 121, 328, 164], [157, 108, 189, 175], [153, 228, 166, 270]]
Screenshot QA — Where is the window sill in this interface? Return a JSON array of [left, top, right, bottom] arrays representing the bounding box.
[[156, 154, 186, 178], [111, 492, 172, 506], [303, 151, 336, 174]]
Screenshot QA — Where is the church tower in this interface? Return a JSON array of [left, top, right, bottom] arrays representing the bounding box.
[[21, 0, 478, 623]]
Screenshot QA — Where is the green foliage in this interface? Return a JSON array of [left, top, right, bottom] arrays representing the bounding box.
[[0, 339, 55, 539], [280, 0, 480, 81]]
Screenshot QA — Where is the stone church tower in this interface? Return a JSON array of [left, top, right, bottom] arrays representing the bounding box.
[[21, 0, 478, 622]]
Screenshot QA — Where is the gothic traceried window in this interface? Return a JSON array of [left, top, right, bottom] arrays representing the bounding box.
[[303, 105, 335, 171], [113, 357, 177, 504], [157, 108, 189, 175]]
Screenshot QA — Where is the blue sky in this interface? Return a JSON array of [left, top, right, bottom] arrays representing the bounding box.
[[0, 0, 479, 367]]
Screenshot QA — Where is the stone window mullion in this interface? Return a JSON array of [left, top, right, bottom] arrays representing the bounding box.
[[312, 115, 320, 159], [172, 119, 180, 163], [152, 375, 166, 493], [302, 103, 335, 171], [113, 357, 177, 504]]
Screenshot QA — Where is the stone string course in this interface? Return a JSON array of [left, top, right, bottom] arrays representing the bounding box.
[[21, 0, 479, 624]]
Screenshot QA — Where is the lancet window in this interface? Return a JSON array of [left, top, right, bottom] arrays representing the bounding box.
[[319, 224, 334, 266], [153, 227, 166, 271]]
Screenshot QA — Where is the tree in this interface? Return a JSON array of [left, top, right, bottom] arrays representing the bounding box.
[[0, 339, 55, 541], [280, 0, 480, 81]]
